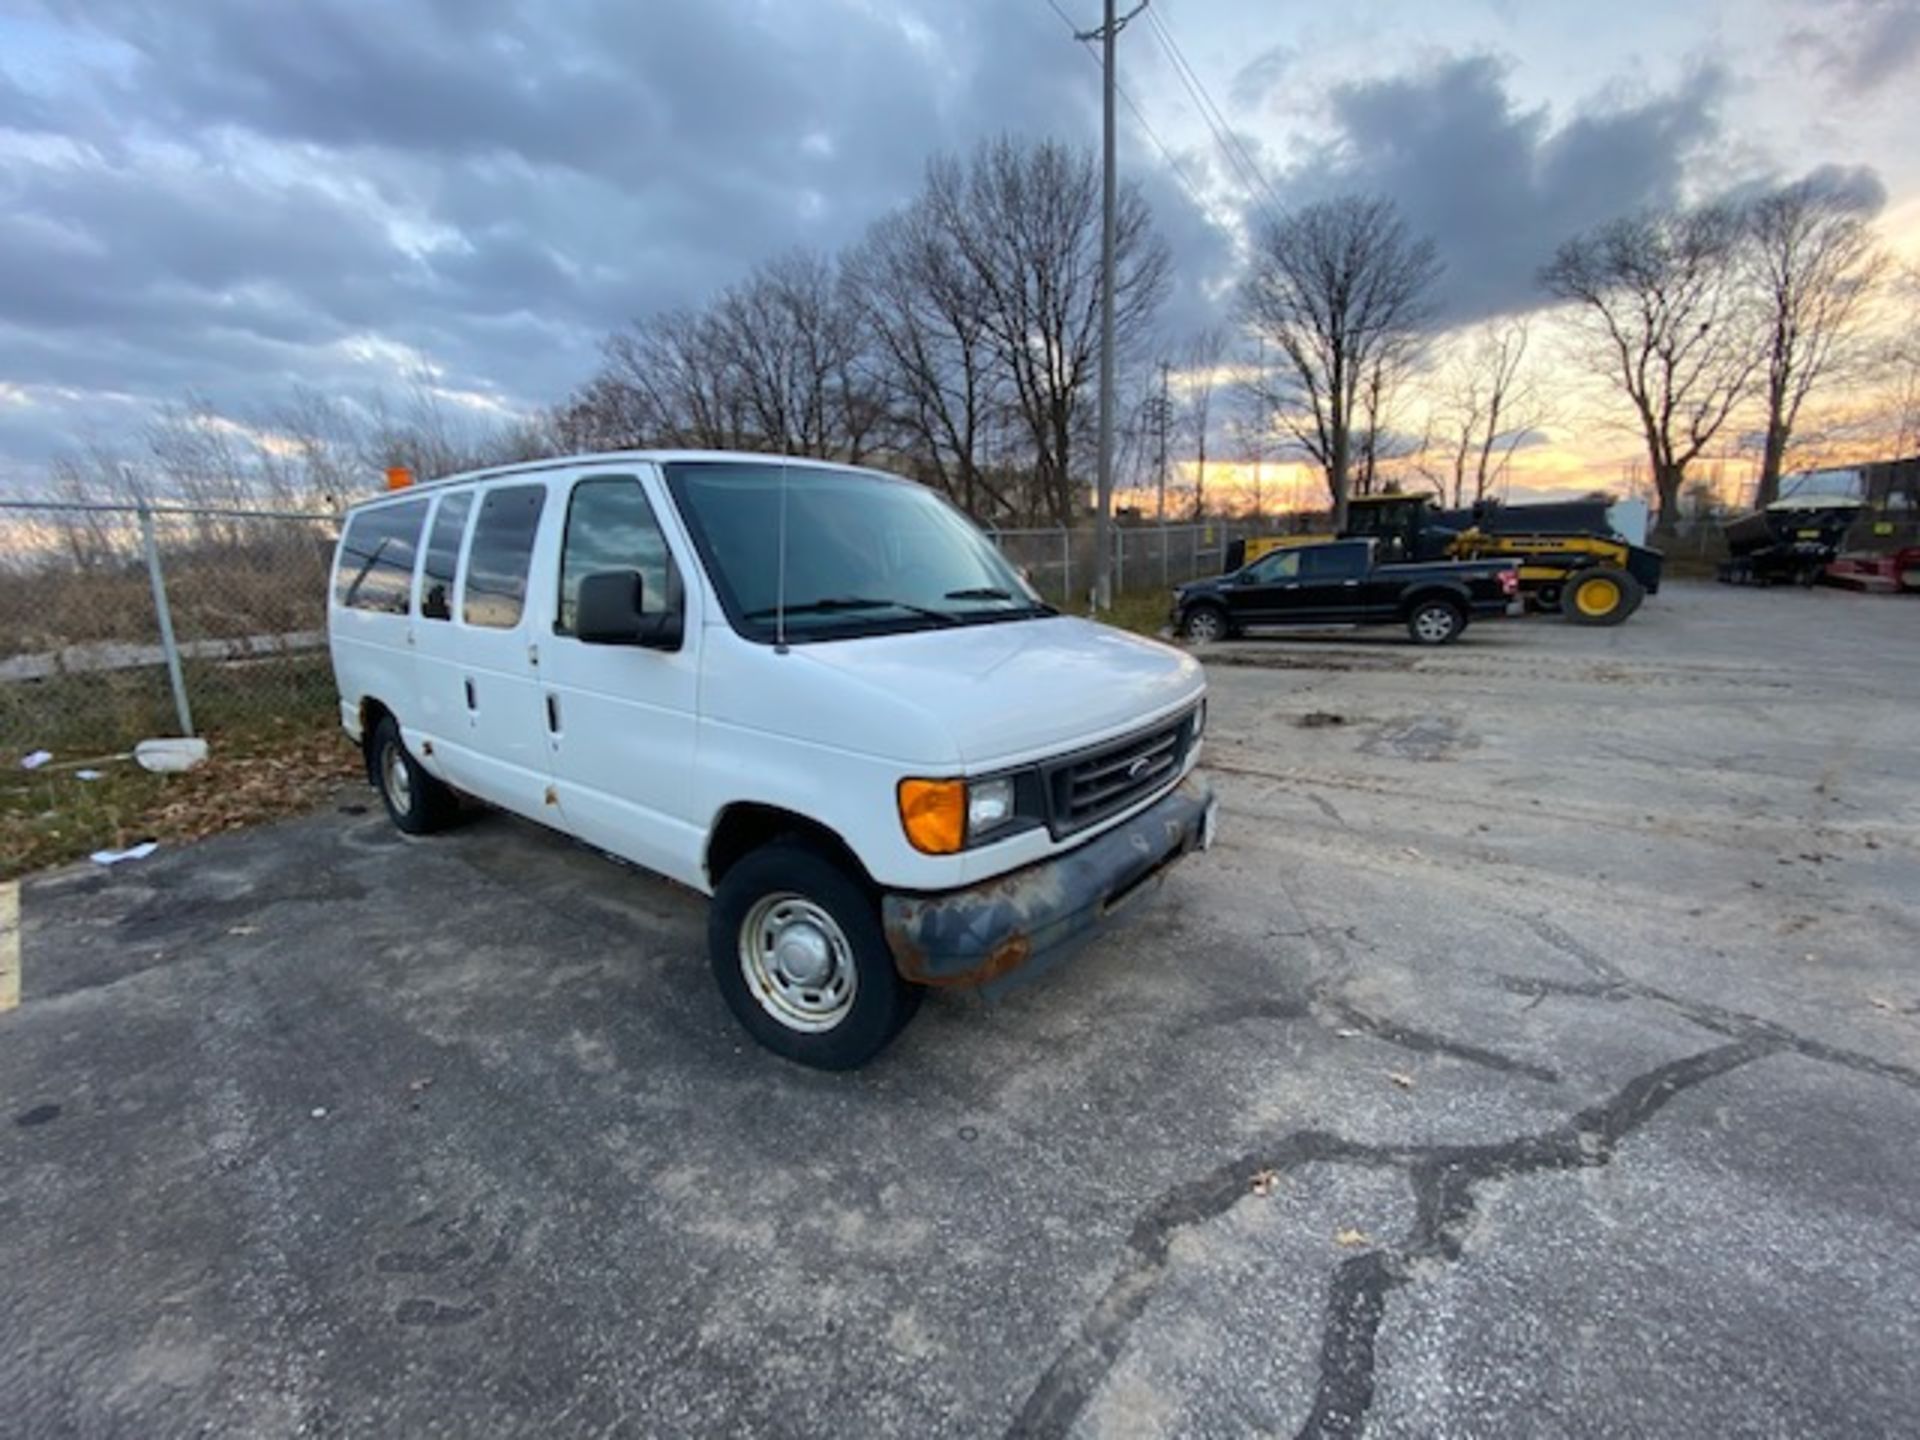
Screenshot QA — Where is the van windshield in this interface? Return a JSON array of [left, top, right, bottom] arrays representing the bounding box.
[[665, 461, 1052, 642]]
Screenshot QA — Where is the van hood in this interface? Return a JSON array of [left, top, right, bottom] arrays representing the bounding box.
[[793, 615, 1203, 766]]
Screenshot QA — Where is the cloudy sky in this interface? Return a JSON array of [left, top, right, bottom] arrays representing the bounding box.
[[1, 0, 1916, 496]]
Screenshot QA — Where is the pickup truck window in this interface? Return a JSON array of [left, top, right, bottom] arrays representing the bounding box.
[[463, 484, 546, 630], [666, 461, 1046, 642], [1242, 549, 1300, 583], [556, 476, 681, 634], [1300, 543, 1368, 579], [336, 499, 428, 615]]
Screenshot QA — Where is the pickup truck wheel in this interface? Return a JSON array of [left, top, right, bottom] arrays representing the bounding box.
[[1406, 599, 1465, 645], [369, 715, 457, 834], [1563, 566, 1643, 626], [709, 842, 921, 1070], [1181, 603, 1230, 644]]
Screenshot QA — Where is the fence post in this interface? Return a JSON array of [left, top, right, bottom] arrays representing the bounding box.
[[1160, 522, 1169, 587], [1061, 527, 1072, 609], [1115, 527, 1125, 597], [139, 503, 195, 737]]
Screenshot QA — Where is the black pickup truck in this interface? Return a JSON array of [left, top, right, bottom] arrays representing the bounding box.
[[1172, 538, 1520, 645]]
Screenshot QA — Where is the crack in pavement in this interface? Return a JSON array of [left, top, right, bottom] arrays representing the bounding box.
[[1518, 914, 1920, 1095], [1005, 907, 1920, 1440], [1313, 993, 1562, 1085], [1004, 1039, 1777, 1440]]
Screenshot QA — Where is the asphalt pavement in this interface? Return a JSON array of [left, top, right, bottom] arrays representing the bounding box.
[[3, 581, 1917, 1437]]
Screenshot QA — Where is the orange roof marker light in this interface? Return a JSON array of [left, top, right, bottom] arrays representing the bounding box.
[[385, 465, 414, 491]]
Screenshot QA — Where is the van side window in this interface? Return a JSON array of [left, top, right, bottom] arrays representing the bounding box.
[[335, 500, 428, 614], [419, 491, 473, 621], [463, 484, 547, 629], [557, 477, 682, 634]]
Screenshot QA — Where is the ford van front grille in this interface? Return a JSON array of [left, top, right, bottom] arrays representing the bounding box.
[[1044, 707, 1197, 838]]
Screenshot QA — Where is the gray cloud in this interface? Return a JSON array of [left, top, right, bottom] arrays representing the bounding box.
[[1788, 0, 1920, 91], [1262, 54, 1730, 323], [3, 0, 1182, 481]]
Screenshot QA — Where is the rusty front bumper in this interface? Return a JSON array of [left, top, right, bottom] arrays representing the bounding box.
[[881, 776, 1216, 991]]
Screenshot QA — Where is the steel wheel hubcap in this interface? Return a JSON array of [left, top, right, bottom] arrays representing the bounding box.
[[1188, 611, 1222, 641], [381, 740, 412, 814], [1416, 609, 1452, 640], [740, 894, 857, 1032]]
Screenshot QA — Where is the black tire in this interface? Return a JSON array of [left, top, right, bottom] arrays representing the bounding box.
[[1562, 566, 1643, 626], [1405, 598, 1465, 645], [708, 841, 922, 1070], [1181, 603, 1231, 644], [1534, 582, 1562, 612], [369, 715, 458, 834]]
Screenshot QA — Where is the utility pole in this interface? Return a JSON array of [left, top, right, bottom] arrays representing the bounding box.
[[1154, 360, 1171, 521], [1077, 0, 1147, 610]]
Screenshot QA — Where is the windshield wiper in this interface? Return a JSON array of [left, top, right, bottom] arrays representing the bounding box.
[[743, 596, 960, 626], [943, 586, 1015, 601]]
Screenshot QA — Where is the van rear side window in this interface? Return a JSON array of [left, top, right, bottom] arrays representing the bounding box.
[[420, 491, 473, 621], [463, 484, 546, 629], [336, 500, 428, 614]]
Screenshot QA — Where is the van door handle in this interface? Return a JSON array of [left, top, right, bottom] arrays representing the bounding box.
[[464, 679, 477, 711], [545, 693, 560, 734]]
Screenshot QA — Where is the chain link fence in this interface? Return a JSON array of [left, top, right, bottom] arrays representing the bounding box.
[[986, 520, 1271, 606], [1, 501, 340, 762]]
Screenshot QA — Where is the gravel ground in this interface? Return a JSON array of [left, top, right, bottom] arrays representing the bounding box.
[[3, 580, 1916, 1438]]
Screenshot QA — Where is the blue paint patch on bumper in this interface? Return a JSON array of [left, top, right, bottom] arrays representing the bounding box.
[[881, 776, 1216, 991]]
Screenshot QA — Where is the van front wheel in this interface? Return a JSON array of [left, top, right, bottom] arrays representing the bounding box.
[[709, 842, 920, 1069]]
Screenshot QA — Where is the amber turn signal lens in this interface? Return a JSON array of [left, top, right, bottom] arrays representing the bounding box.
[[898, 777, 966, 854]]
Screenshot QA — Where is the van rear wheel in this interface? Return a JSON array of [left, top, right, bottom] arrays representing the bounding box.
[[709, 841, 921, 1070], [369, 715, 457, 834]]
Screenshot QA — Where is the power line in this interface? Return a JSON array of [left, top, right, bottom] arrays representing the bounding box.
[[1042, 0, 1211, 215], [1142, 4, 1285, 227]]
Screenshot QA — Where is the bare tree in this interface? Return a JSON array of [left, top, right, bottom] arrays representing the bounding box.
[[1540, 205, 1759, 533], [842, 201, 1012, 516], [708, 250, 877, 461], [1240, 195, 1441, 530], [929, 137, 1170, 526], [1431, 318, 1544, 507], [1178, 327, 1226, 519], [1743, 175, 1888, 505]]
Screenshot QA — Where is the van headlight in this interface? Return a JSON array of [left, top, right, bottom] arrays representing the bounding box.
[[966, 777, 1016, 839]]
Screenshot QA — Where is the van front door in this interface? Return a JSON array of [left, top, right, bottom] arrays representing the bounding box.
[[538, 471, 702, 887]]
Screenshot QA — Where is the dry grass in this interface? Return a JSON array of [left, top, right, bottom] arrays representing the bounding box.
[[2, 715, 360, 880]]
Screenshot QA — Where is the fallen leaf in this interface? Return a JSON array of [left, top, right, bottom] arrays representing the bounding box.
[[1250, 1168, 1280, 1197], [1335, 1227, 1371, 1248], [1388, 1071, 1415, 1090]]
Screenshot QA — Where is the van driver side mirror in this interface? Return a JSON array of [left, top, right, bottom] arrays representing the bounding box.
[[576, 569, 680, 648]]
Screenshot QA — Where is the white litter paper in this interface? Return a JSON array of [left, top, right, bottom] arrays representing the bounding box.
[[20, 749, 52, 770], [89, 841, 158, 866], [75, 769, 104, 781]]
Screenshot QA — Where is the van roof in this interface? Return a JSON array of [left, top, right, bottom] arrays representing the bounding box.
[[346, 450, 894, 510]]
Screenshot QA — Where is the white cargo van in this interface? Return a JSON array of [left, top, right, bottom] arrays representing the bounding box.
[[328, 453, 1214, 1067]]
